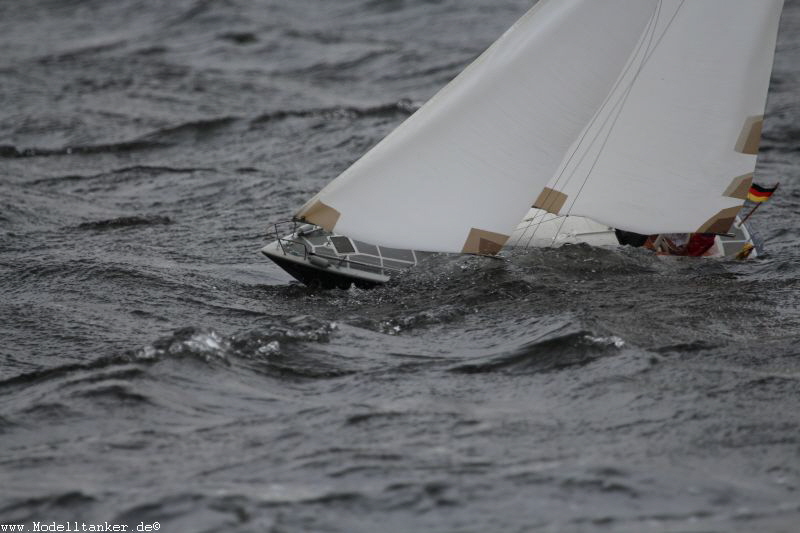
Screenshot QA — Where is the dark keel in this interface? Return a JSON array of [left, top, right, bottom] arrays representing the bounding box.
[[265, 253, 381, 290]]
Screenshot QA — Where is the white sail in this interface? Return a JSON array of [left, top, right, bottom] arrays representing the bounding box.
[[544, 0, 783, 236], [295, 0, 783, 253], [295, 0, 661, 253]]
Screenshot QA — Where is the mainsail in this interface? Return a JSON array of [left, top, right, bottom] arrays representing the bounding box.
[[294, 0, 783, 253]]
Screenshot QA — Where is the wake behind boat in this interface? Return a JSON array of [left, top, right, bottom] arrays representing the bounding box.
[[262, 0, 783, 288]]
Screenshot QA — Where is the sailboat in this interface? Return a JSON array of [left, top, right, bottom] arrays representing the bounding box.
[[262, 0, 783, 289]]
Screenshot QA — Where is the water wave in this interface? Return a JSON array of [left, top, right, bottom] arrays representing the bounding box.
[[451, 330, 625, 374], [2, 102, 417, 159], [77, 215, 172, 230]]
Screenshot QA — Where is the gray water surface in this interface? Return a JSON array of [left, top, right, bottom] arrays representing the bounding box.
[[2, 1, 799, 531]]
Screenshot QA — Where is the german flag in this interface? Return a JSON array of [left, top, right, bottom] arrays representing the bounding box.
[[747, 183, 777, 203]]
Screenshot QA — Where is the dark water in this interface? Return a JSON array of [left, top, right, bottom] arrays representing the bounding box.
[[2, 1, 800, 531]]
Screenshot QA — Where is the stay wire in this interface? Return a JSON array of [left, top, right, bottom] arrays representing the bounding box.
[[519, 0, 664, 249], [551, 0, 687, 247]]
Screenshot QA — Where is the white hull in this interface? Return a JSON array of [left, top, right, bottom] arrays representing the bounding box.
[[263, 213, 758, 288]]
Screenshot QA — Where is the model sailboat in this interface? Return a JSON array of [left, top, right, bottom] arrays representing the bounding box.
[[263, 0, 783, 288]]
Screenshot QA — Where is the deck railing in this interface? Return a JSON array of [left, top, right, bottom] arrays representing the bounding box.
[[266, 221, 410, 277]]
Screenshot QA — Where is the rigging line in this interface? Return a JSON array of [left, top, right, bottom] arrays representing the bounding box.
[[541, 71, 646, 246], [509, 210, 553, 247], [520, 0, 663, 249], [525, 2, 662, 249], [521, 0, 662, 248], [548, 0, 662, 197], [551, 0, 687, 247], [517, 210, 555, 245], [515, 209, 573, 247], [547, 0, 663, 195], [510, 212, 569, 247], [516, 13, 663, 248]]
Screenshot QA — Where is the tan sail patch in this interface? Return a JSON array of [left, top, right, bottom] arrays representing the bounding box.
[[723, 173, 753, 200], [462, 228, 509, 255], [532, 187, 568, 214], [696, 206, 742, 234], [735, 115, 763, 155], [295, 200, 340, 231]]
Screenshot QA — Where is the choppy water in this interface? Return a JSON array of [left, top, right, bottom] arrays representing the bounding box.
[[2, 1, 800, 531]]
